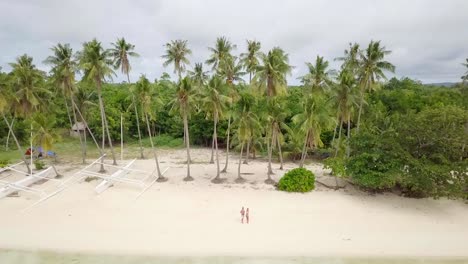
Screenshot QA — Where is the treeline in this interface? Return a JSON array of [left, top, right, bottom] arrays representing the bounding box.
[[0, 37, 467, 197]]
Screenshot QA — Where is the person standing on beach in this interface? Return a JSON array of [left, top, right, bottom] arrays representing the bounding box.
[[246, 208, 250, 224], [240, 207, 245, 223]]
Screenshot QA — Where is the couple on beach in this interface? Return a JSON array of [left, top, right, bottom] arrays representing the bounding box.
[[240, 207, 249, 224]]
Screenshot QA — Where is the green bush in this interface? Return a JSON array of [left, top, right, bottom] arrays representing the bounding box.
[[34, 160, 46, 170], [278, 168, 315, 193], [0, 159, 9, 168]]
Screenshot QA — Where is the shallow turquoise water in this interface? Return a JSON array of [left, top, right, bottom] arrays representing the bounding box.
[[0, 250, 467, 264]]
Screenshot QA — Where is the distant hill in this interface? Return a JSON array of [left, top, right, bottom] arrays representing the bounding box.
[[423, 82, 458, 87]]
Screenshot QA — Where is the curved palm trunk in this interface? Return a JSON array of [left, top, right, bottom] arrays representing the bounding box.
[[334, 118, 344, 157], [243, 139, 250, 164], [70, 99, 85, 164], [209, 136, 215, 164], [128, 74, 145, 160], [63, 97, 73, 129], [2, 114, 31, 173], [97, 79, 117, 166], [145, 113, 166, 182], [300, 131, 309, 168], [5, 118, 14, 151], [183, 111, 193, 181], [73, 103, 101, 156], [236, 141, 245, 183], [277, 135, 284, 170], [221, 115, 231, 173], [267, 126, 275, 175], [211, 115, 223, 183], [346, 115, 351, 158]]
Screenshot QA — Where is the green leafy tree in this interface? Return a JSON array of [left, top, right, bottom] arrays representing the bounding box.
[[31, 113, 61, 155], [253, 47, 292, 97], [293, 96, 335, 167], [78, 39, 117, 168], [188, 63, 209, 87]]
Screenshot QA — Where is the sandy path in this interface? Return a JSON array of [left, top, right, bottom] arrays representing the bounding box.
[[0, 148, 467, 257]]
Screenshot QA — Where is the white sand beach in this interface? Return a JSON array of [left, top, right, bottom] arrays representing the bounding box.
[[0, 148, 467, 257]]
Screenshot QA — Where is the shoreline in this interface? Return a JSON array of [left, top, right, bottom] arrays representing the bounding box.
[[0, 148, 467, 258]]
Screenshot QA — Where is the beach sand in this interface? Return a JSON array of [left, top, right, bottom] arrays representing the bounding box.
[[0, 148, 467, 257]]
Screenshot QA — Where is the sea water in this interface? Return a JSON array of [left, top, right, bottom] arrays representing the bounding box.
[[0, 250, 467, 264]]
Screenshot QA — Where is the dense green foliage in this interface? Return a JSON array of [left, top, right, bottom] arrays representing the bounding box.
[[0, 37, 467, 197], [278, 168, 316, 193]]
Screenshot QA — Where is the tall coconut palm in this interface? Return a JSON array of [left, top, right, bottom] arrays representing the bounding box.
[[188, 63, 209, 87], [293, 96, 335, 168], [77, 39, 117, 167], [217, 56, 244, 173], [356, 41, 395, 131], [44, 43, 89, 164], [267, 97, 289, 171], [299, 56, 335, 95], [240, 40, 261, 83], [8, 55, 49, 173], [170, 77, 196, 181], [73, 84, 97, 156], [162, 40, 192, 80], [253, 47, 292, 97], [200, 76, 229, 183], [233, 91, 261, 182], [206, 36, 236, 71], [336, 43, 361, 73], [330, 69, 360, 157], [134, 75, 166, 182], [109, 38, 144, 159]]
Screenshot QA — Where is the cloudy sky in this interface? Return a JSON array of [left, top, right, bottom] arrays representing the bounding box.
[[1, 0, 467, 84]]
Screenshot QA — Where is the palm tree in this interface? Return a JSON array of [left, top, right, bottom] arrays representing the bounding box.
[[77, 39, 117, 168], [233, 91, 260, 182], [134, 75, 166, 182], [462, 58, 468, 83], [44, 43, 89, 164], [8, 55, 49, 173], [330, 69, 360, 157], [162, 40, 192, 80], [240, 40, 261, 83], [299, 56, 335, 95], [188, 63, 209, 87], [293, 96, 335, 168], [253, 47, 292, 97], [206, 37, 236, 71], [200, 76, 229, 183], [267, 97, 289, 170], [73, 84, 98, 157], [109, 38, 144, 159], [356, 41, 395, 131], [336, 43, 361, 73], [171, 77, 196, 181]]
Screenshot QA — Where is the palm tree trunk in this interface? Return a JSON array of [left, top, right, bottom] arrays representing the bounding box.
[[71, 99, 85, 164], [265, 137, 275, 184], [73, 103, 101, 155], [277, 134, 284, 170], [300, 131, 309, 168], [5, 118, 14, 151], [236, 141, 245, 182], [211, 114, 223, 183], [334, 119, 344, 157], [209, 135, 215, 164], [183, 111, 193, 181], [128, 73, 144, 160], [97, 79, 117, 166], [2, 114, 31, 173], [331, 122, 338, 149], [243, 139, 250, 164], [267, 127, 275, 175], [346, 115, 351, 158], [221, 115, 231, 173], [63, 97, 73, 129], [145, 113, 166, 182]]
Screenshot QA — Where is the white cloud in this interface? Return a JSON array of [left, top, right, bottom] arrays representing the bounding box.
[[1, 0, 467, 84]]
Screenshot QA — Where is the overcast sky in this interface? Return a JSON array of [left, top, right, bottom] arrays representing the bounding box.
[[1, 0, 467, 84]]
